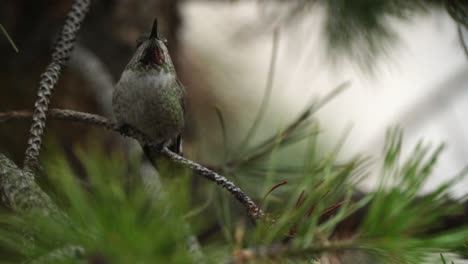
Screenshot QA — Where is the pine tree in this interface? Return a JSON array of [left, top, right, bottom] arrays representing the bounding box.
[[0, 0, 467, 263]]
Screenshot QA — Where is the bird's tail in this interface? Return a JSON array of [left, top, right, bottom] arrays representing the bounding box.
[[143, 135, 182, 169]]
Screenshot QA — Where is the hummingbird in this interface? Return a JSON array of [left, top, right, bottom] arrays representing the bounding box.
[[112, 19, 184, 162]]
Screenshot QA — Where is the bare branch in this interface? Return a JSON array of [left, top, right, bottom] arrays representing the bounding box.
[[162, 148, 264, 220], [23, 0, 91, 171], [1, 109, 265, 220]]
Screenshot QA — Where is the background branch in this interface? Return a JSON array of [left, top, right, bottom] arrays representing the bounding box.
[[69, 44, 115, 114], [23, 0, 91, 171]]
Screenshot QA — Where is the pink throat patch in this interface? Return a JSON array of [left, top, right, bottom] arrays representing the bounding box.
[[154, 48, 164, 65]]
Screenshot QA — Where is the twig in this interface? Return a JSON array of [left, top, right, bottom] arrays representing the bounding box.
[[214, 106, 230, 164], [2, 110, 468, 234], [23, 0, 91, 171], [1, 109, 265, 220], [0, 24, 19, 53], [162, 148, 264, 219]]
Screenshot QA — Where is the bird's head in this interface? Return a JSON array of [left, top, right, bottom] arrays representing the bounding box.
[[127, 19, 175, 73]]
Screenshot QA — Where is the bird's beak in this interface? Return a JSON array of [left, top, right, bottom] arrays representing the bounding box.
[[149, 18, 158, 40]]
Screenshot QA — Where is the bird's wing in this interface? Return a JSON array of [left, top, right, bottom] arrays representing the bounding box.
[[176, 79, 186, 111], [167, 79, 185, 155]]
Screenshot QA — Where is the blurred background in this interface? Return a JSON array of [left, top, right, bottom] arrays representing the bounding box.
[[0, 0, 467, 198]]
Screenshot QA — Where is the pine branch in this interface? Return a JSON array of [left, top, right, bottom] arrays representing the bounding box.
[[254, 0, 468, 68], [226, 82, 349, 169], [0, 109, 265, 220], [446, 0, 468, 28], [23, 0, 91, 171], [0, 153, 60, 215]]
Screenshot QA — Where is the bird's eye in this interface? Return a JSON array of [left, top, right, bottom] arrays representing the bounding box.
[[161, 37, 168, 46]]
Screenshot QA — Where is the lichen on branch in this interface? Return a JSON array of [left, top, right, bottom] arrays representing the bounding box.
[[23, 0, 91, 171]]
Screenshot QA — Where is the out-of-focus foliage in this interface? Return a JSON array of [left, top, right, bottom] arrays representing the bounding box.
[[0, 131, 466, 263], [209, 129, 468, 263], [359, 129, 468, 263], [0, 145, 193, 263], [0, 1, 467, 260], [276, 0, 468, 66], [322, 0, 427, 65]]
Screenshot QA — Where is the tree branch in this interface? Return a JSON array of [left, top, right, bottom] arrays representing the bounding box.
[[162, 148, 264, 219], [1, 109, 265, 220], [69, 44, 115, 114], [23, 0, 91, 171], [0, 153, 61, 215]]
